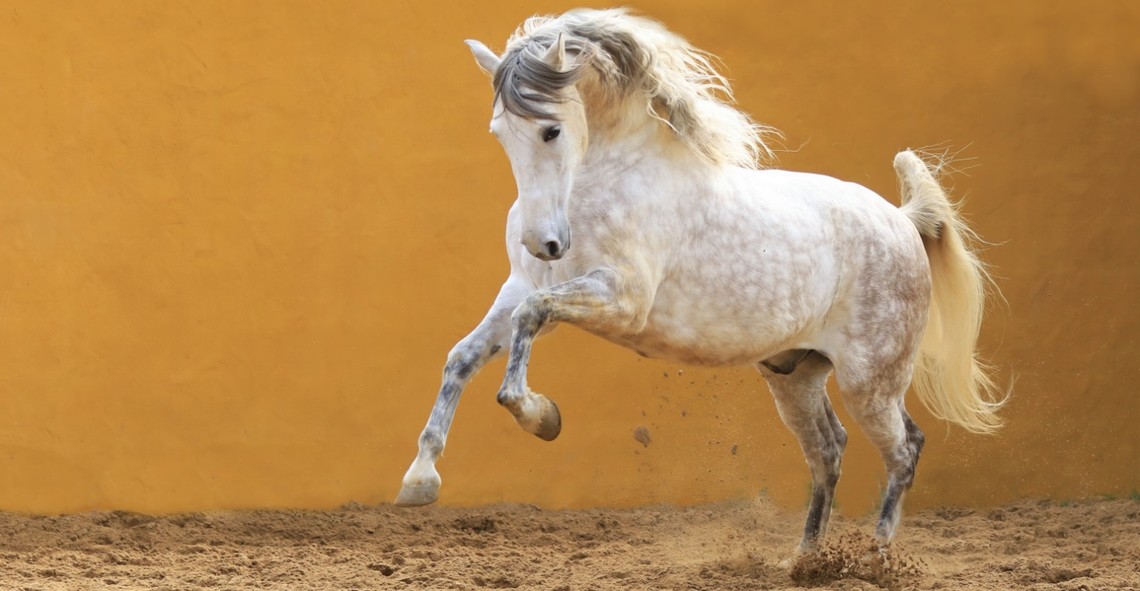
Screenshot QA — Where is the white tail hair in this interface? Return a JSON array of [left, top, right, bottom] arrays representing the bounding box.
[[895, 149, 1007, 433]]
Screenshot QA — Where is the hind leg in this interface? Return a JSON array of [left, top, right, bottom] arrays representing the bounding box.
[[759, 350, 847, 553], [828, 232, 930, 545], [835, 362, 925, 546]]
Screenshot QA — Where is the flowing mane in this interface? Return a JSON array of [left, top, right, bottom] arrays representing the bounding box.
[[491, 8, 779, 169]]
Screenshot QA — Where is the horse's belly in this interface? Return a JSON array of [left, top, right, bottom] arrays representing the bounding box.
[[611, 240, 837, 366], [610, 298, 815, 367], [610, 331, 780, 367]]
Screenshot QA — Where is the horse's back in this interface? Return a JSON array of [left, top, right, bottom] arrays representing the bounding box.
[[735, 168, 927, 277]]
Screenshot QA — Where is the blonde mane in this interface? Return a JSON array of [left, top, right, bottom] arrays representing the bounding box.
[[493, 8, 779, 169]]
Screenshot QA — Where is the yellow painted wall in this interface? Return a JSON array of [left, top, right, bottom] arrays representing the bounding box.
[[0, 1, 1136, 514]]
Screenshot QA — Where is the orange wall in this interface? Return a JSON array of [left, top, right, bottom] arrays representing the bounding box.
[[0, 1, 1136, 514]]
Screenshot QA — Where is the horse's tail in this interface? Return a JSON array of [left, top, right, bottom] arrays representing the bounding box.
[[894, 149, 1007, 434]]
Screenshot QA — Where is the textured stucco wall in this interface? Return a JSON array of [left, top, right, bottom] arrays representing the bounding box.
[[0, 1, 1136, 514]]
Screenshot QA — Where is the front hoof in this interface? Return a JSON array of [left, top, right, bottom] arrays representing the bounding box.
[[395, 464, 441, 507], [532, 395, 562, 441], [395, 481, 440, 507], [504, 390, 563, 441]]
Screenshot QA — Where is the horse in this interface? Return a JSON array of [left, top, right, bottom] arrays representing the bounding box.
[[396, 8, 1006, 553]]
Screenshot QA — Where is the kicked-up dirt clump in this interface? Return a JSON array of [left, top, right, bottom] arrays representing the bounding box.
[[790, 531, 925, 589]]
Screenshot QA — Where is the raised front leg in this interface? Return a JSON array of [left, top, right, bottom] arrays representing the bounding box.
[[497, 269, 647, 440], [396, 276, 532, 506]]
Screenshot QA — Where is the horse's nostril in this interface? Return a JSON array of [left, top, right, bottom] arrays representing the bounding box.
[[545, 241, 561, 257]]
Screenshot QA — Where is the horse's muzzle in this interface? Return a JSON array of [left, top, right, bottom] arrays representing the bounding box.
[[524, 228, 570, 261], [534, 239, 565, 261]]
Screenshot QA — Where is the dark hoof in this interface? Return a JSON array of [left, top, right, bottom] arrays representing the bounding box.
[[533, 396, 562, 441]]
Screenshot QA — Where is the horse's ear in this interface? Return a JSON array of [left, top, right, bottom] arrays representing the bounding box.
[[543, 33, 566, 71], [465, 40, 501, 77]]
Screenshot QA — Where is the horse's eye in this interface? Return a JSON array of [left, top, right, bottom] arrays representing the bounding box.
[[542, 126, 561, 143]]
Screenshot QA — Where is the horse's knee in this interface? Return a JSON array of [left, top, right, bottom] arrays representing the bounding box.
[[444, 343, 483, 381], [511, 294, 550, 331]]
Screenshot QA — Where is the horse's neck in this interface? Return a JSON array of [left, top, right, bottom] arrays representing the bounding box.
[[578, 100, 703, 194]]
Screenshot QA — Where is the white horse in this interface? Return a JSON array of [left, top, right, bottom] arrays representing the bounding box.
[[397, 8, 1005, 552]]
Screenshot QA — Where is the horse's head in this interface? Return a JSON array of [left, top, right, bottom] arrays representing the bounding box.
[[466, 10, 776, 262], [467, 34, 589, 262]]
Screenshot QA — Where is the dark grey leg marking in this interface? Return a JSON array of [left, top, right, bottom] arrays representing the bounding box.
[[801, 397, 847, 546], [422, 337, 500, 445], [874, 408, 925, 544], [902, 410, 926, 469]]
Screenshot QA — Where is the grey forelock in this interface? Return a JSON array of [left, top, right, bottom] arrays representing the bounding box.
[[491, 35, 595, 120]]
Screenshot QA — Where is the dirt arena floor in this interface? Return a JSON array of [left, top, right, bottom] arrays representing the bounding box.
[[0, 496, 1136, 590]]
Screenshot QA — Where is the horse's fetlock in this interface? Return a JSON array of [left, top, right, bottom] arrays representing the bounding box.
[[418, 430, 445, 455], [496, 387, 518, 407]]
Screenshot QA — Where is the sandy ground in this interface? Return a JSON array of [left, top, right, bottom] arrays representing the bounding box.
[[0, 497, 1136, 590]]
